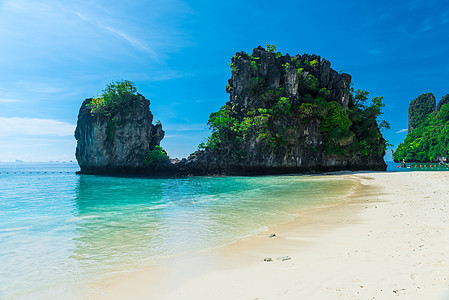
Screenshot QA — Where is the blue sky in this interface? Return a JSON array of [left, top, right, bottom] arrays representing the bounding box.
[[0, 0, 448, 161]]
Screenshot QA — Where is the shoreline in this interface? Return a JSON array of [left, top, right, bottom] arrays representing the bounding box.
[[83, 171, 449, 299]]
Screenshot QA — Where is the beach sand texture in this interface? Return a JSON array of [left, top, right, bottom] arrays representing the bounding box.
[[85, 172, 449, 300]]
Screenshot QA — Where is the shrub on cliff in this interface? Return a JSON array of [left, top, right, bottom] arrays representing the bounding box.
[[346, 89, 390, 157], [143, 145, 169, 166], [88, 80, 143, 117]]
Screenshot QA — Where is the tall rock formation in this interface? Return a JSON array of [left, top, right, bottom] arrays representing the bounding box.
[[178, 46, 387, 175], [75, 96, 165, 174], [408, 93, 435, 133]]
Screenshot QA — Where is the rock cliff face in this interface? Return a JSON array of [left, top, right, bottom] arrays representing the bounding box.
[[408, 93, 436, 133], [75, 96, 165, 174], [178, 46, 386, 175]]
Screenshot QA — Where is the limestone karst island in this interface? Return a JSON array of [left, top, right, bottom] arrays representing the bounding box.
[[75, 46, 388, 175]]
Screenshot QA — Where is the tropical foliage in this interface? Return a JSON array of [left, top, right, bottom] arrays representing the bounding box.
[[202, 48, 388, 159], [202, 46, 388, 160], [393, 102, 449, 162], [88, 80, 143, 116], [143, 145, 169, 166], [407, 93, 435, 132]]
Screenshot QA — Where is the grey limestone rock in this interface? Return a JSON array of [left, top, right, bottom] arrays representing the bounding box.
[[74, 97, 167, 174]]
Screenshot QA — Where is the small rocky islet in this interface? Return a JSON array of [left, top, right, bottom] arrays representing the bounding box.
[[75, 45, 388, 176]]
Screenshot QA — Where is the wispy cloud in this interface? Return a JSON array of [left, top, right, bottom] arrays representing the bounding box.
[[418, 18, 434, 32], [0, 98, 19, 103], [75, 11, 159, 59], [407, 0, 439, 10], [0, 117, 75, 137], [442, 11, 449, 24], [104, 26, 157, 56], [396, 128, 408, 133], [14, 81, 65, 94]]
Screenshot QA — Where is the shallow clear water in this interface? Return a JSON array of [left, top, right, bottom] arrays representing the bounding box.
[[0, 163, 355, 300]]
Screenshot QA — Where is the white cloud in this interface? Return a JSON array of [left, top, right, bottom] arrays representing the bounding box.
[[0, 117, 75, 137], [0, 98, 19, 103], [395, 128, 408, 133]]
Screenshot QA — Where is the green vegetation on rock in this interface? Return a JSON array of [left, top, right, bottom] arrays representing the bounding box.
[[393, 94, 449, 162], [88, 80, 143, 117], [407, 93, 435, 133], [203, 86, 387, 157], [266, 44, 276, 53], [87, 80, 145, 142], [199, 46, 389, 162], [346, 90, 390, 157], [143, 145, 169, 166]]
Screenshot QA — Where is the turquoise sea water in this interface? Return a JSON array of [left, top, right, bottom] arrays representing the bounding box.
[[0, 163, 357, 299]]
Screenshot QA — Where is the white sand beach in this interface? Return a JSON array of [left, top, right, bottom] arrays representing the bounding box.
[[84, 171, 449, 300]]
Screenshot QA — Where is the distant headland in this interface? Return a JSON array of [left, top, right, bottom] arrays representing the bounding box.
[[75, 45, 388, 175], [393, 93, 449, 163]]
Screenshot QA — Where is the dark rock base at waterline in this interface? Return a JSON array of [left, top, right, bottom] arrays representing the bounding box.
[[76, 163, 387, 177]]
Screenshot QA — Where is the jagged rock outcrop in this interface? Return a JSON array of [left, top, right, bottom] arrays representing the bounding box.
[[75, 96, 167, 174], [228, 46, 352, 111], [408, 93, 436, 133], [177, 46, 386, 175]]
